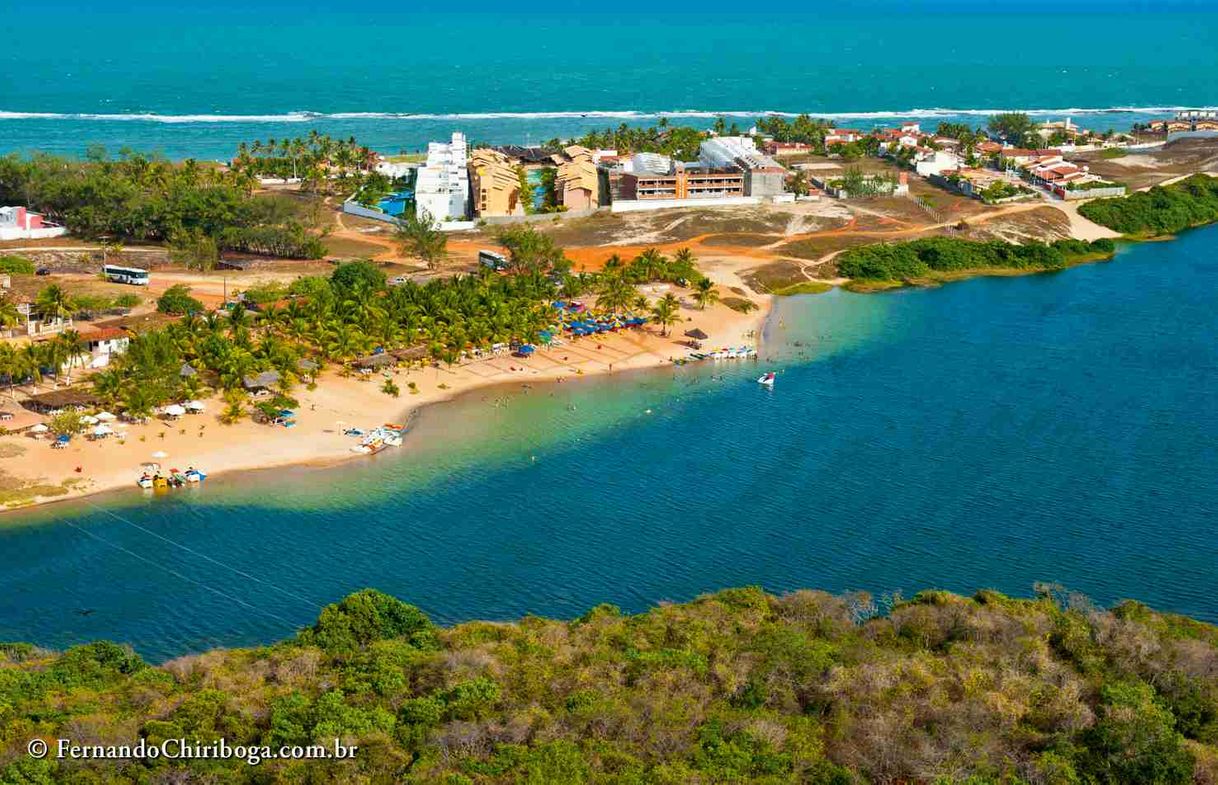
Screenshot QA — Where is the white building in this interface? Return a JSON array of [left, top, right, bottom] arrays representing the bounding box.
[[0, 206, 66, 241], [915, 150, 963, 178], [414, 132, 469, 223]]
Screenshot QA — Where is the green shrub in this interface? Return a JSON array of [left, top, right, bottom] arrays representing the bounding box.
[[0, 255, 35, 274], [1078, 174, 1218, 236]]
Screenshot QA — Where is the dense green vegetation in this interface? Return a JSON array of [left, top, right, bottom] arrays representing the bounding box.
[[0, 152, 325, 259], [229, 132, 376, 192], [2, 586, 1216, 783], [1078, 174, 1218, 236], [0, 256, 35, 275], [544, 120, 708, 161], [90, 260, 561, 419], [986, 112, 1040, 147], [86, 235, 706, 422], [837, 236, 1117, 284]]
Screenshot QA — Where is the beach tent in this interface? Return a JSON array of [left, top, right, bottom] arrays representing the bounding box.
[[95, 411, 117, 422], [163, 404, 187, 418], [53, 434, 71, 448], [184, 401, 205, 412], [684, 328, 709, 340], [516, 345, 535, 356], [29, 423, 49, 435]]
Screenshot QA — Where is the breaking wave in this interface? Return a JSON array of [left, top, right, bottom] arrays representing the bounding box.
[[0, 106, 1212, 123]]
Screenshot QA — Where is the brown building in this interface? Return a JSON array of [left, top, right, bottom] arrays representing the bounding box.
[[469, 148, 523, 217], [555, 145, 601, 210], [618, 163, 745, 201]]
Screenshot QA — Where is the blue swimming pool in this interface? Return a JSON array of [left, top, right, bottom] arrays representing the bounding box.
[[377, 190, 414, 216]]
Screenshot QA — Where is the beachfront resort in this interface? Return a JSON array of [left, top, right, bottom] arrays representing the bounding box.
[[0, 106, 1213, 506]]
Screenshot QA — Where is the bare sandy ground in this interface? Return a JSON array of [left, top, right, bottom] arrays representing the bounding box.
[[0, 294, 768, 513]]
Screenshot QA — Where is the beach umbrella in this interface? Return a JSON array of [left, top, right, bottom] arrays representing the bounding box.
[[184, 400, 205, 412], [56, 434, 70, 443], [92, 424, 113, 437], [163, 404, 187, 417], [95, 411, 117, 422], [517, 345, 535, 356], [30, 423, 49, 434], [79, 414, 99, 425], [151, 450, 168, 459], [684, 328, 709, 340]]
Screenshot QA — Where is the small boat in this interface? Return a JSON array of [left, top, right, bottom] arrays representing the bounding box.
[[184, 468, 207, 483], [757, 372, 776, 387], [136, 475, 154, 489]]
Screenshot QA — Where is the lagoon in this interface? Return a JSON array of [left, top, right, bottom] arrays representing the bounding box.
[[1, 229, 1217, 660]]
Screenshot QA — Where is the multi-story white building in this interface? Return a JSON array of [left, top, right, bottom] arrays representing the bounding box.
[[414, 132, 469, 223]]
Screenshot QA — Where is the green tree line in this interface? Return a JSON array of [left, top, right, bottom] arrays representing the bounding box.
[[2, 586, 1215, 783], [1078, 174, 1218, 237], [0, 152, 325, 259], [837, 236, 1117, 283]]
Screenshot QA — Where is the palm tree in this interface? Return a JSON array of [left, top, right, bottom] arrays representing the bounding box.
[[55, 330, 86, 383], [692, 278, 720, 310], [16, 344, 43, 394], [0, 297, 21, 333], [0, 343, 17, 401], [34, 284, 78, 323], [597, 274, 636, 313], [650, 293, 681, 337], [671, 247, 697, 281]]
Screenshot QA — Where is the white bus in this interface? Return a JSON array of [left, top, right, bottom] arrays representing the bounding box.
[[102, 264, 150, 286]]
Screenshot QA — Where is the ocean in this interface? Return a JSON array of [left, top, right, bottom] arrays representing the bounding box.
[[2, 0, 1217, 660], [2, 229, 1216, 660], [1, 0, 1217, 159]]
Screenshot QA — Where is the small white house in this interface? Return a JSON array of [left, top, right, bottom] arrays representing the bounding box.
[[915, 150, 963, 178], [80, 327, 129, 369]]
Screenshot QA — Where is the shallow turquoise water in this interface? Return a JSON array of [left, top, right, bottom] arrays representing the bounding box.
[[2, 229, 1216, 660]]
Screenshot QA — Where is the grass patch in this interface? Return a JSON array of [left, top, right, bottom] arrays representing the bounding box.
[[323, 235, 389, 259], [773, 281, 833, 296], [1099, 148, 1128, 159], [721, 296, 758, 313]]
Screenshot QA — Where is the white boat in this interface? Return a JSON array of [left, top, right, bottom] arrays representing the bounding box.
[[757, 372, 776, 387], [136, 476, 154, 489], [184, 469, 207, 483]]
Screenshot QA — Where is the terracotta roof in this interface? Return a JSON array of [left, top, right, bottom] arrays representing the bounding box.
[[81, 327, 128, 342]]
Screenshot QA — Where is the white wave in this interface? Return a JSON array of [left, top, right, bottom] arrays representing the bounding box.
[[0, 106, 1212, 123]]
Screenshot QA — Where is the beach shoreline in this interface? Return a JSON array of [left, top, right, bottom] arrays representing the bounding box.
[[0, 294, 772, 517]]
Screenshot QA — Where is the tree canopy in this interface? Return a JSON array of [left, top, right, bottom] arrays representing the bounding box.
[[2, 587, 1216, 783], [0, 151, 325, 259], [1078, 174, 1218, 236]]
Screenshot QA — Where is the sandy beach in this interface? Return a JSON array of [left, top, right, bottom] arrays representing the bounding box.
[[0, 292, 769, 513]]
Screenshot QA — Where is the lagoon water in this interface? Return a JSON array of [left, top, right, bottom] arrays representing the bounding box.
[[1, 0, 1217, 158], [1, 230, 1216, 660]]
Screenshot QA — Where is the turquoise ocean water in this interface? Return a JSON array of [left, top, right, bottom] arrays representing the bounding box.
[[2, 0, 1217, 659], [1, 0, 1217, 158], [1, 229, 1216, 660]]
